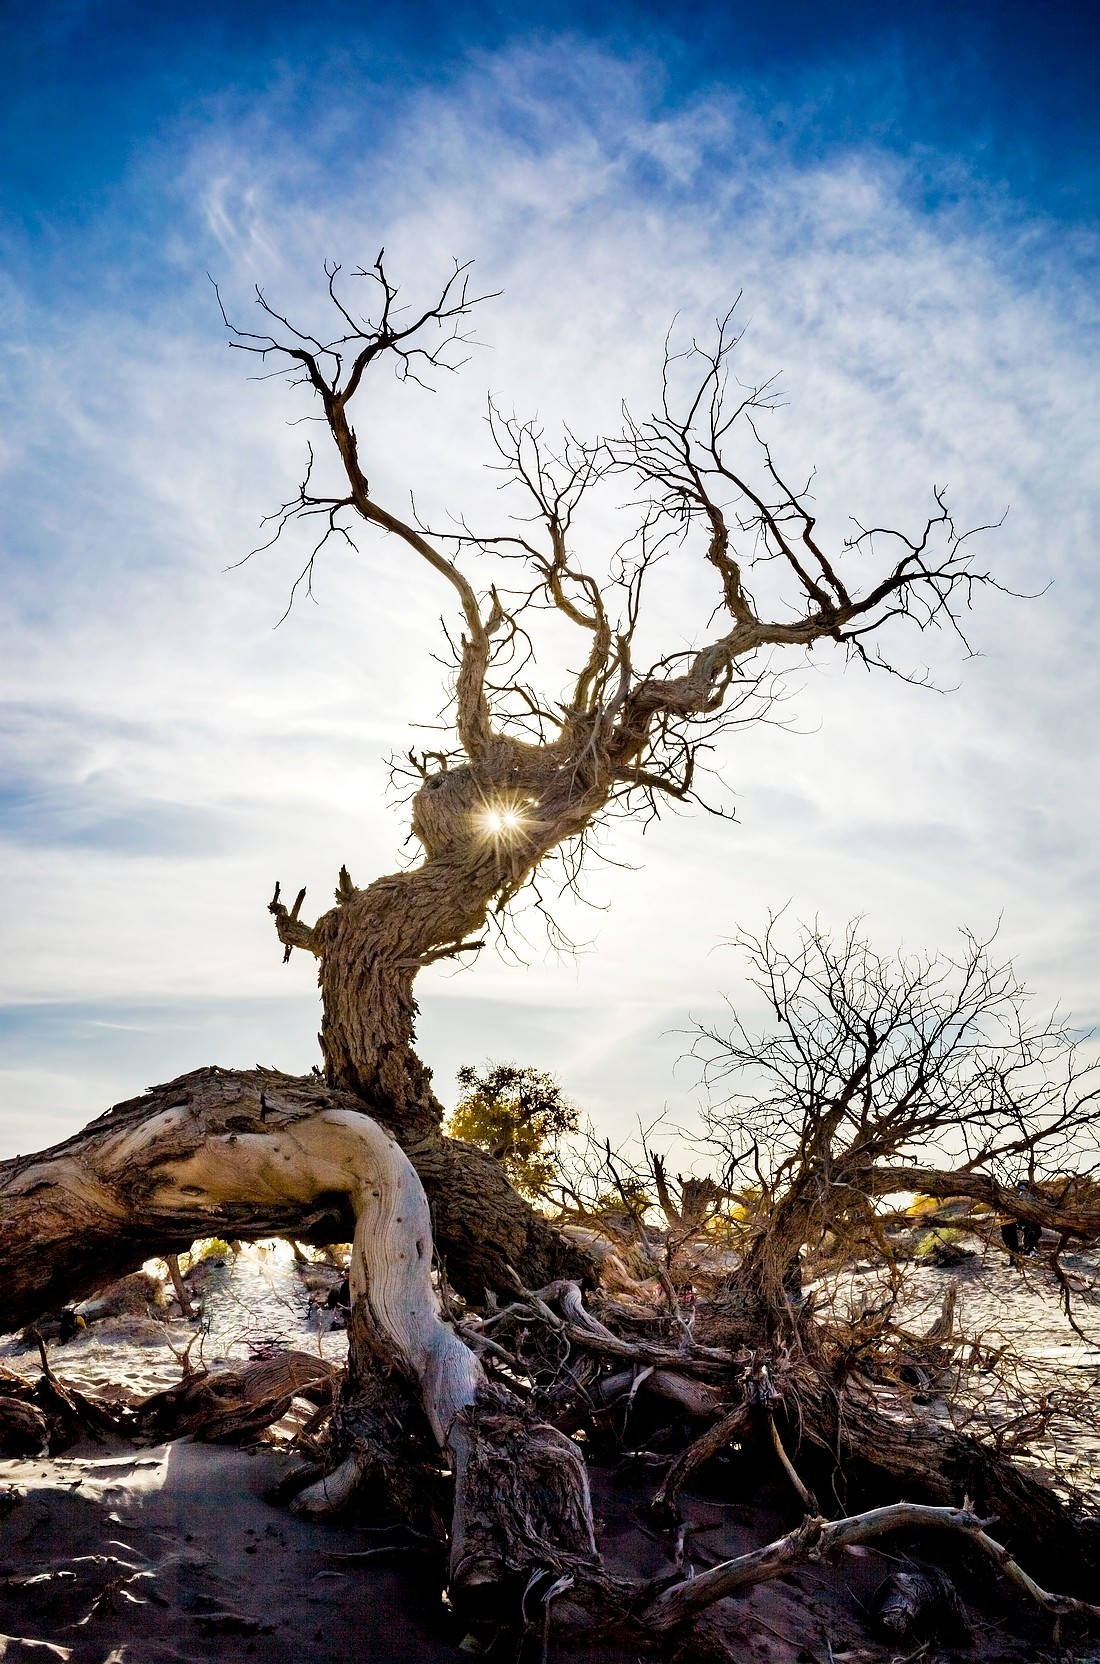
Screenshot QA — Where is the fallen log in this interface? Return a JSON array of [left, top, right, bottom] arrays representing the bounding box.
[[0, 1392, 48, 1457], [0, 1072, 598, 1607], [0, 1354, 125, 1454], [0, 1066, 590, 1334]]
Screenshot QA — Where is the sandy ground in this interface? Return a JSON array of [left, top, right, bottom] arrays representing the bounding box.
[[2, 1440, 1055, 1664], [1, 1243, 1097, 1664], [809, 1236, 1100, 1507], [0, 1438, 460, 1664], [0, 1247, 349, 1410]]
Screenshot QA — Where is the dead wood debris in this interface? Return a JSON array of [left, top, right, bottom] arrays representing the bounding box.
[[129, 1352, 340, 1444], [445, 1271, 1100, 1650], [6, 1252, 1098, 1658]]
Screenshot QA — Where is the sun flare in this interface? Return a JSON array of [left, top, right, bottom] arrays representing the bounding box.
[[484, 807, 524, 834]]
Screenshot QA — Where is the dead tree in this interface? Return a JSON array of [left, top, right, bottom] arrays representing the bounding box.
[[218, 255, 1003, 1290], [0, 256, 1015, 1604], [0, 1068, 597, 1607], [693, 918, 1100, 1335]]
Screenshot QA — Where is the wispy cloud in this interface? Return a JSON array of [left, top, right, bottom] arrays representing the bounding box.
[[1, 38, 1097, 1156]]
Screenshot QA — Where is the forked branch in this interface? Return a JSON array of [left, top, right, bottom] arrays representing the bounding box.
[[641, 1502, 1100, 1631], [219, 263, 1005, 861]]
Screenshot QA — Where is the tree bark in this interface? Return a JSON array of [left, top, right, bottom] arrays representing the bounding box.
[[267, 765, 604, 1297], [872, 1165, 1100, 1242], [276, 766, 601, 1134], [722, 1183, 826, 1341], [0, 1068, 598, 1602], [0, 1066, 588, 1326]]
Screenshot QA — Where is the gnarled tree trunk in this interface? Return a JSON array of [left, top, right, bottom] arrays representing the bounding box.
[[0, 1066, 597, 1605], [0, 1068, 585, 1320], [269, 761, 609, 1297]]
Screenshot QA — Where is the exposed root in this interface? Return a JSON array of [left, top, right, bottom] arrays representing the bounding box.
[[130, 1351, 339, 1444], [640, 1502, 1100, 1633], [448, 1383, 599, 1614], [0, 1352, 129, 1453]]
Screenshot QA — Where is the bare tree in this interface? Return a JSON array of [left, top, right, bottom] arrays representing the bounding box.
[[693, 918, 1100, 1334], [235, 255, 1001, 1285], [0, 257, 1027, 1622]]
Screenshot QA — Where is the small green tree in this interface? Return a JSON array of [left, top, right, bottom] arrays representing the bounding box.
[[448, 1063, 579, 1200]]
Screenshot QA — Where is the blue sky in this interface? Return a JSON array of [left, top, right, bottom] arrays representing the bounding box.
[[4, 0, 1099, 234], [1, 0, 1098, 1159]]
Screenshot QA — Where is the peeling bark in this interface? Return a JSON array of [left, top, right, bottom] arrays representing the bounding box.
[[0, 1066, 588, 1327], [0, 1067, 597, 1601]]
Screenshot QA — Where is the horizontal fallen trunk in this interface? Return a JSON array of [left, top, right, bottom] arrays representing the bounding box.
[[0, 1066, 589, 1332], [0, 1071, 598, 1604], [872, 1165, 1100, 1241]]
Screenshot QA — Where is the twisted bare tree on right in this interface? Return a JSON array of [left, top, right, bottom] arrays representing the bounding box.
[[694, 919, 1100, 1335]]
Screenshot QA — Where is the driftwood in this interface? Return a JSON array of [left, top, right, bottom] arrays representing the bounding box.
[[459, 1270, 1098, 1605], [0, 1353, 126, 1455], [644, 1366, 816, 1527], [639, 1356, 1097, 1590], [640, 1502, 1100, 1632], [475, 1278, 743, 1379], [595, 1366, 721, 1418], [130, 1351, 339, 1443]]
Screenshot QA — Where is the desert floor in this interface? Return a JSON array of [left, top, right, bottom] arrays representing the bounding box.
[[2, 1240, 1097, 1664]]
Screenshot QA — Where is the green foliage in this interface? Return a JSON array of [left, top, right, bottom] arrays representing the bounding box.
[[448, 1062, 579, 1200], [914, 1226, 966, 1259]]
